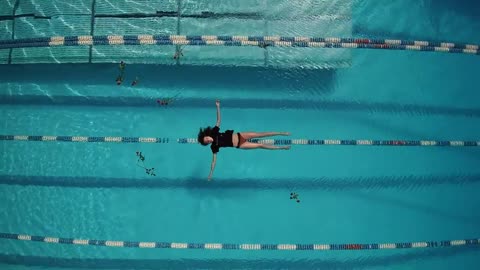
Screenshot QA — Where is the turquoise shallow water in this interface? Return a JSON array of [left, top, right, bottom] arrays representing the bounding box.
[[1, 0, 480, 269]]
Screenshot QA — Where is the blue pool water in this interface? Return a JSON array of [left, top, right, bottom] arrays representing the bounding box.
[[1, 0, 480, 269]]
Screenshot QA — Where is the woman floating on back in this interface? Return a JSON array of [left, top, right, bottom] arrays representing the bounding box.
[[197, 100, 290, 180]]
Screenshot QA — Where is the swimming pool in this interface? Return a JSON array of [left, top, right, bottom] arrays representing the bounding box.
[[1, 0, 480, 269]]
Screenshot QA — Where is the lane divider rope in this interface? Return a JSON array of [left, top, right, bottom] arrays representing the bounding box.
[[0, 35, 478, 56], [0, 232, 478, 251], [1, 135, 479, 147]]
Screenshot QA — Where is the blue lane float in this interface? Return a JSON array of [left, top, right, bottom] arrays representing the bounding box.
[[0, 232, 478, 251], [1, 135, 479, 147], [0, 35, 478, 56]]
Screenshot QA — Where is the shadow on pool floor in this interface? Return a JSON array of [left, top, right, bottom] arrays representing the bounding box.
[[0, 246, 478, 269]]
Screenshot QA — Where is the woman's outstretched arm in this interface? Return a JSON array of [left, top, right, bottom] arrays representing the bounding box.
[[215, 100, 221, 127], [208, 153, 217, 180]]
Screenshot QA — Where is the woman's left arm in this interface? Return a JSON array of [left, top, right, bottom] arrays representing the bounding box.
[[215, 99, 221, 127]]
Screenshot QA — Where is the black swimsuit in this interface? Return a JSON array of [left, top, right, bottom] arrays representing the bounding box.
[[210, 126, 234, 154]]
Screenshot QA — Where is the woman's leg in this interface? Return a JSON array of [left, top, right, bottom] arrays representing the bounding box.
[[240, 132, 290, 140], [239, 142, 290, 150]]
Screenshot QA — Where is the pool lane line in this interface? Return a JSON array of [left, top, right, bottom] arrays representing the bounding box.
[[0, 35, 478, 56], [1, 135, 479, 147], [0, 232, 478, 251]]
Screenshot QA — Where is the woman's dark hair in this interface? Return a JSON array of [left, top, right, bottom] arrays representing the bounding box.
[[198, 126, 213, 146]]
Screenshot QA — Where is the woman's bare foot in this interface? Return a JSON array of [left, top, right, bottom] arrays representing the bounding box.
[[281, 132, 290, 136], [281, 146, 291, 150]]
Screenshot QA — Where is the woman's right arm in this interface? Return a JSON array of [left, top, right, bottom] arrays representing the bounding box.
[[208, 154, 217, 180]]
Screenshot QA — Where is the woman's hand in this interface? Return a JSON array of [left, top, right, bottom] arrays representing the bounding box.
[[216, 100, 220, 107]]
